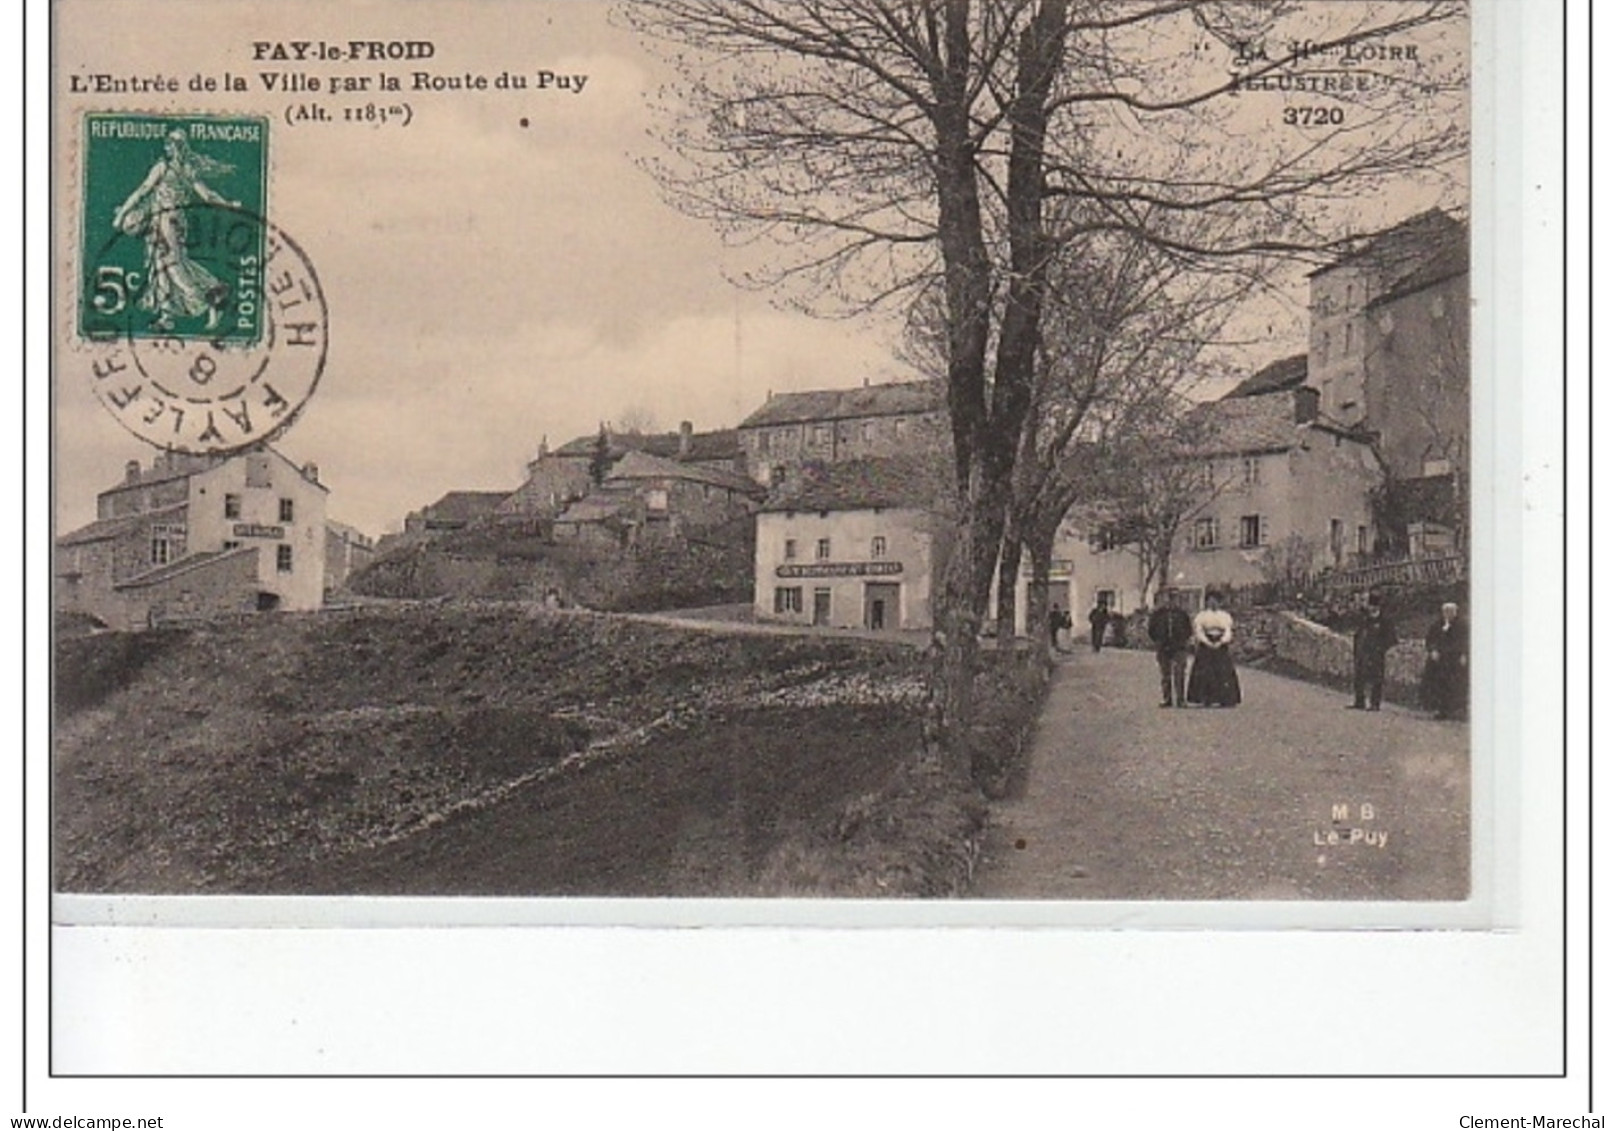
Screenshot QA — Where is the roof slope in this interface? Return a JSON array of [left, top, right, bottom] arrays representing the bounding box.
[[422, 491, 512, 526], [1185, 392, 1305, 457], [606, 449, 761, 494], [113, 546, 257, 589], [552, 428, 740, 463], [1313, 208, 1467, 290], [1223, 354, 1308, 399], [739, 380, 943, 428], [57, 502, 188, 547], [761, 456, 944, 513]]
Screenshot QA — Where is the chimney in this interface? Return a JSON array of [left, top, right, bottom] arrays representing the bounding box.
[[302, 461, 320, 483], [862, 376, 869, 388], [678, 420, 693, 457], [538, 434, 549, 458], [1293, 386, 1320, 424], [124, 459, 141, 483]]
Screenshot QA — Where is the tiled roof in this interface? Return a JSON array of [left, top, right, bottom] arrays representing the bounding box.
[[1311, 209, 1466, 289], [57, 502, 188, 546], [422, 491, 512, 526], [1224, 354, 1308, 399], [760, 456, 944, 513], [1369, 223, 1469, 306], [606, 449, 761, 495], [1185, 392, 1305, 457], [113, 545, 256, 590], [552, 428, 740, 463], [739, 380, 943, 428]]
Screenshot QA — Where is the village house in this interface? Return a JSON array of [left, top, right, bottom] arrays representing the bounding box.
[[500, 421, 743, 520], [736, 378, 946, 487], [1003, 382, 1379, 631], [753, 457, 940, 632], [55, 447, 329, 629], [324, 520, 376, 595], [1308, 208, 1469, 485]]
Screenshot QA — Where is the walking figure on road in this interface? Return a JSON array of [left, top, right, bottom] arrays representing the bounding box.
[[1088, 598, 1110, 653], [1048, 604, 1069, 653], [1147, 588, 1194, 708], [1186, 592, 1241, 707], [1421, 601, 1468, 720], [1348, 592, 1398, 711]]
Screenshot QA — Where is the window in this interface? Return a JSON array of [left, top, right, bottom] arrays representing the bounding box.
[[223, 541, 241, 551], [816, 538, 831, 561], [1344, 321, 1354, 350], [1242, 456, 1262, 486], [150, 534, 173, 566], [784, 538, 798, 561], [1094, 524, 1124, 552], [246, 454, 272, 488], [1328, 518, 1344, 565], [870, 535, 887, 559], [812, 424, 831, 445], [1193, 517, 1219, 550], [278, 498, 294, 522], [224, 493, 241, 519], [773, 587, 803, 614], [1356, 525, 1370, 556], [645, 489, 669, 512], [861, 421, 876, 442], [893, 418, 908, 438], [276, 545, 294, 573], [1238, 514, 1262, 549]]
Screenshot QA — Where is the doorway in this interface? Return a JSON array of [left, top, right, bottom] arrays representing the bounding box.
[[812, 588, 832, 627], [863, 582, 900, 631]]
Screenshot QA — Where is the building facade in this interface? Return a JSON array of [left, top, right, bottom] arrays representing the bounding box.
[[553, 448, 762, 546], [753, 458, 939, 632], [1002, 385, 1379, 634], [324, 520, 376, 594], [737, 379, 947, 487], [56, 447, 329, 628]]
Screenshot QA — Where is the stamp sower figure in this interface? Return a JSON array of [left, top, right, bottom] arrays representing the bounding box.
[[1088, 597, 1110, 653], [1421, 601, 1468, 720], [1147, 588, 1194, 708], [1186, 592, 1241, 707], [112, 130, 239, 332], [1348, 593, 1398, 711]]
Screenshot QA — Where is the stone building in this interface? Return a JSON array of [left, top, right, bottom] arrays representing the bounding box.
[[736, 379, 946, 487], [753, 456, 941, 632], [56, 447, 329, 629]]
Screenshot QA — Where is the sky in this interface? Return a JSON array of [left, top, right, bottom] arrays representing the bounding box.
[[52, 0, 1466, 537]]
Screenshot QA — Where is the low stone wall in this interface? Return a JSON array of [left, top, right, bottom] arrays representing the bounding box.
[[1266, 611, 1424, 703]]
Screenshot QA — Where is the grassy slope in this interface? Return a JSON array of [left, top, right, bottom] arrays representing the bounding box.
[[54, 607, 981, 896]]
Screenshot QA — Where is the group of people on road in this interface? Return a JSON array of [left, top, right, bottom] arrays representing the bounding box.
[[1347, 594, 1468, 720], [1101, 587, 1469, 721]]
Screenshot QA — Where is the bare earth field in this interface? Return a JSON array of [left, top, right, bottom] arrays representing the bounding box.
[[53, 605, 977, 896]]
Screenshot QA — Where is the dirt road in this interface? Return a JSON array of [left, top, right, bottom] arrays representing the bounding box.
[[970, 647, 1469, 900]]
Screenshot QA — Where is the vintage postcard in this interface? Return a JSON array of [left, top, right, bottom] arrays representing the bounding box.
[[50, 0, 1497, 934]]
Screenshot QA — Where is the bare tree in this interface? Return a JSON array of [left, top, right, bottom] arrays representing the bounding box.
[[627, 0, 1468, 780]]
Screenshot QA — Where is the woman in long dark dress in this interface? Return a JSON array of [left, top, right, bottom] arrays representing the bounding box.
[[1186, 593, 1242, 707]]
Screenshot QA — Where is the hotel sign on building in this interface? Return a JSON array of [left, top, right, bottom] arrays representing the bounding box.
[[776, 560, 903, 579]]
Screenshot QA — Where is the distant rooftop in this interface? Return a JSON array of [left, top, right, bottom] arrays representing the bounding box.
[[551, 426, 740, 464], [605, 449, 761, 495], [761, 456, 944, 513], [1223, 354, 1309, 400], [420, 491, 511, 527], [1312, 208, 1468, 296], [739, 380, 943, 429]]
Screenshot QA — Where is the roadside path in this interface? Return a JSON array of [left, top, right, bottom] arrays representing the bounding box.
[[969, 647, 1469, 900]]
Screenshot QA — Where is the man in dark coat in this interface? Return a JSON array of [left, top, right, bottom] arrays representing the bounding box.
[[1348, 593, 1398, 711], [1422, 601, 1469, 719], [1048, 605, 1068, 653], [1147, 589, 1194, 707], [1088, 599, 1110, 653]]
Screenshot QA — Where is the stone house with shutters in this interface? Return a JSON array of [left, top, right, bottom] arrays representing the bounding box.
[[736, 379, 947, 488], [55, 447, 328, 629], [1010, 380, 1378, 630], [753, 456, 942, 632]]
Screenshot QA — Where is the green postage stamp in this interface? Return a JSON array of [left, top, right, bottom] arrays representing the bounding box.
[[78, 113, 269, 342]]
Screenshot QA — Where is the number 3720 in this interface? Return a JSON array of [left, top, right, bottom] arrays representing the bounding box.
[[1283, 106, 1346, 126]]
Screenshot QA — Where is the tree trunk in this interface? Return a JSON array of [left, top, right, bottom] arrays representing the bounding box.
[[1025, 531, 1056, 663], [995, 528, 1023, 649]]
